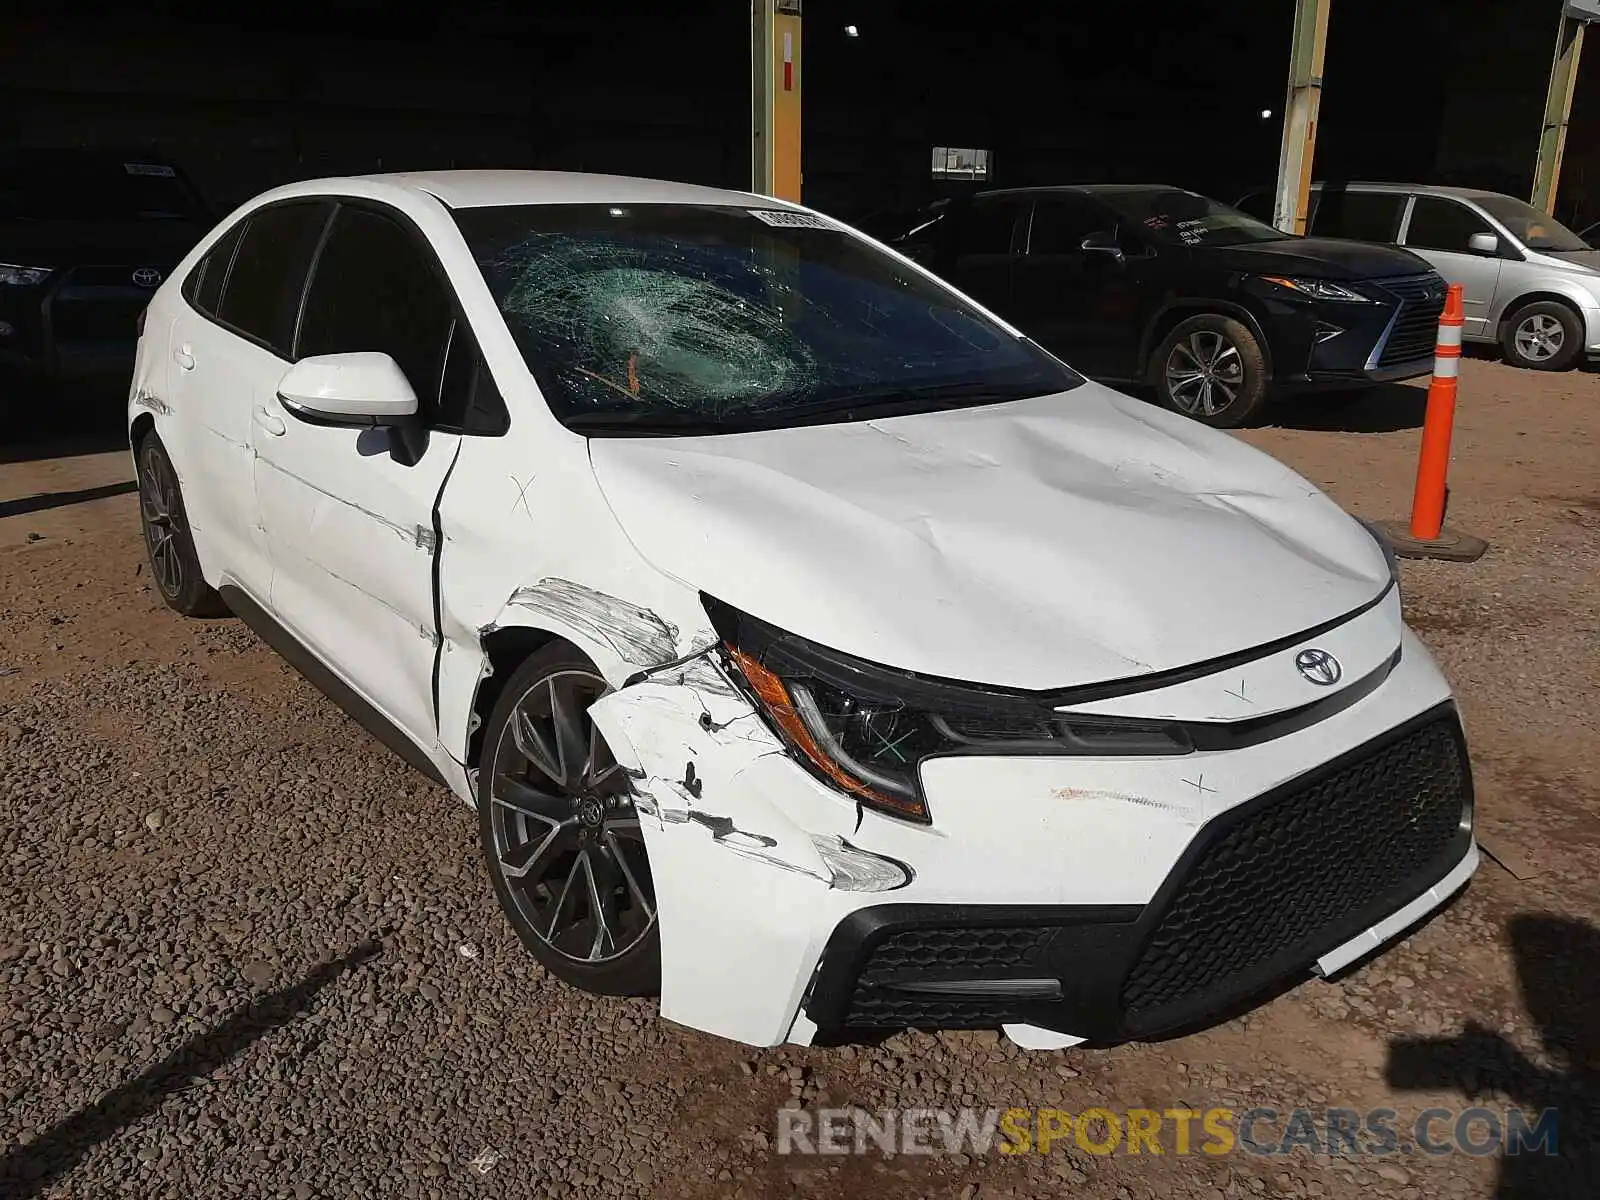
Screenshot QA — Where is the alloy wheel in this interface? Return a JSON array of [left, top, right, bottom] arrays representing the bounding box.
[[488, 669, 655, 964], [1514, 313, 1565, 362], [138, 444, 184, 599], [1166, 331, 1245, 416]]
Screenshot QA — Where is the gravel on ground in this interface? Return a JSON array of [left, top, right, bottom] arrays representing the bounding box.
[[1, 357, 1595, 1198]]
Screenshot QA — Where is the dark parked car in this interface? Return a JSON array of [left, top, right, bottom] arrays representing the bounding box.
[[0, 149, 210, 381], [885, 185, 1448, 426]]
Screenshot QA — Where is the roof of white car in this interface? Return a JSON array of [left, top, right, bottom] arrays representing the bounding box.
[[349, 169, 778, 211], [1313, 181, 1509, 203]]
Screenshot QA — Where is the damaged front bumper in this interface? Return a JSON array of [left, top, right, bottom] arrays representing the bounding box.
[[588, 628, 1477, 1049]]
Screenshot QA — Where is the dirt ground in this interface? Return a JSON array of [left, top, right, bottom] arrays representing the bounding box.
[[1, 357, 1596, 1200]]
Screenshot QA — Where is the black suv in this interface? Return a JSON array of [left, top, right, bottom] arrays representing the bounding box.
[[0, 149, 210, 381], [885, 185, 1447, 426]]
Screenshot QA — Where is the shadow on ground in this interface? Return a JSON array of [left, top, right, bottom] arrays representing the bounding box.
[[1269, 382, 1428, 433], [0, 938, 383, 1198], [1387, 913, 1598, 1197], [0, 480, 137, 518]]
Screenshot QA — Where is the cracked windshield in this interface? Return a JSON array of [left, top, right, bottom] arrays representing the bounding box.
[[453, 202, 1079, 434]]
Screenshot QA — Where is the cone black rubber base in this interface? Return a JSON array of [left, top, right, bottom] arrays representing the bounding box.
[[1376, 520, 1488, 562]]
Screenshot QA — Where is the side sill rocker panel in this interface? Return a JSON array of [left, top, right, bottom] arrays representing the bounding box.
[[220, 583, 446, 786]]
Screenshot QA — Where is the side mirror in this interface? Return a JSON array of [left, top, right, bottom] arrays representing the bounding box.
[[1081, 230, 1126, 263], [1467, 232, 1500, 256], [277, 352, 418, 426]]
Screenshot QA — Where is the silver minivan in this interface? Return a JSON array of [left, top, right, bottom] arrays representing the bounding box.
[[1239, 183, 1600, 371]]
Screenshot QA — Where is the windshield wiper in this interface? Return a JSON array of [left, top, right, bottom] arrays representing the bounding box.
[[762, 379, 1054, 426], [564, 379, 1065, 437], [563, 410, 737, 436]]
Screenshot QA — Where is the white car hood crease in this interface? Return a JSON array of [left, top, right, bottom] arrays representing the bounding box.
[[587, 383, 1391, 691]]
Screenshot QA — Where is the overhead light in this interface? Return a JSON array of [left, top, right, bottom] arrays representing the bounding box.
[[1260, 108, 1274, 119], [844, 24, 859, 37]]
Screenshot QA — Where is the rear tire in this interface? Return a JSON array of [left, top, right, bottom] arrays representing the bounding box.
[[1500, 300, 1582, 371], [478, 644, 661, 997], [1151, 314, 1269, 428], [136, 432, 227, 617]]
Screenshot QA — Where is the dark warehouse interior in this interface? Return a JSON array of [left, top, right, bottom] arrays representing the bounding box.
[[3, 0, 1595, 227]]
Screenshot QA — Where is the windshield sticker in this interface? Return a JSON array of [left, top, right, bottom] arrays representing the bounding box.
[[747, 209, 834, 230], [124, 163, 177, 177]]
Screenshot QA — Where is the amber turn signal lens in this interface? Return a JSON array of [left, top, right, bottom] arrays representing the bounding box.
[[726, 645, 929, 821]]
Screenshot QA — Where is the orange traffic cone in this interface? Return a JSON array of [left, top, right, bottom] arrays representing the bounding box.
[[1377, 284, 1487, 562]]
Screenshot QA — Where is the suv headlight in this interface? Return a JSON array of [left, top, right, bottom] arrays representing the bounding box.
[[706, 596, 1193, 824], [1261, 275, 1375, 303], [0, 263, 52, 287]]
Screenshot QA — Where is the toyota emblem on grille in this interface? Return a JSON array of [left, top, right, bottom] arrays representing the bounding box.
[[132, 267, 162, 288], [1295, 648, 1342, 686]]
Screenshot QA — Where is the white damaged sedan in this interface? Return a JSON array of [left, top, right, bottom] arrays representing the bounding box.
[[128, 171, 1477, 1049]]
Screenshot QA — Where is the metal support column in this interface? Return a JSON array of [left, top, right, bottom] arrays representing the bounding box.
[[1531, 10, 1587, 214], [751, 0, 803, 201], [1272, 0, 1332, 234]]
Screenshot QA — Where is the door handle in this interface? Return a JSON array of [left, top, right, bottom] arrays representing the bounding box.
[[172, 344, 195, 371], [252, 406, 286, 437]]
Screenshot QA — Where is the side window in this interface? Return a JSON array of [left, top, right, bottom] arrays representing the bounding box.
[[184, 222, 244, 316], [1026, 198, 1109, 256], [1404, 197, 1493, 253], [1310, 191, 1406, 242], [947, 200, 1020, 257], [216, 202, 333, 355], [436, 318, 510, 435], [297, 206, 455, 421]]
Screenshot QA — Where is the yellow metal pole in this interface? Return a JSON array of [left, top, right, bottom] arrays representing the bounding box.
[[751, 0, 802, 201], [1272, 0, 1331, 235], [1531, 12, 1586, 214]]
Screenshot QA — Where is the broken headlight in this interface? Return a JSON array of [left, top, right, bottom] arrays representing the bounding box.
[[706, 596, 1192, 824]]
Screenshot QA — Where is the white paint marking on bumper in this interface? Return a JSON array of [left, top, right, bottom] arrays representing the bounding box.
[[1314, 841, 1479, 978]]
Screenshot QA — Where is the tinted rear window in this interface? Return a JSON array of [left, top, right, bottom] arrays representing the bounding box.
[[188, 222, 244, 316], [217, 202, 332, 355]]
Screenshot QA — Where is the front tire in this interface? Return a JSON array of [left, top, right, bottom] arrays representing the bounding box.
[[478, 644, 660, 996], [136, 433, 226, 617], [1151, 314, 1269, 428], [1501, 300, 1582, 371]]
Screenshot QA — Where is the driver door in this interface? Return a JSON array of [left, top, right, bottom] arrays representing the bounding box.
[[252, 202, 467, 750], [1401, 195, 1505, 339]]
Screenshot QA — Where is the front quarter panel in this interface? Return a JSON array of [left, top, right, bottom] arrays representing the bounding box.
[[1488, 258, 1600, 349]]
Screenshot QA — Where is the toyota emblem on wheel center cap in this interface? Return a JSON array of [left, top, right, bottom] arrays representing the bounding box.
[[1295, 648, 1342, 686], [132, 267, 162, 288]]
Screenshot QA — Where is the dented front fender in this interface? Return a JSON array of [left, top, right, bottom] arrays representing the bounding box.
[[588, 652, 903, 1045]]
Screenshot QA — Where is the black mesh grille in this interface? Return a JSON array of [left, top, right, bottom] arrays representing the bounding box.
[[1120, 715, 1468, 1023], [1377, 274, 1448, 366], [843, 926, 1054, 1028]]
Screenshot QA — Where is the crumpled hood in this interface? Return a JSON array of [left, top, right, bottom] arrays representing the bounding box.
[[588, 383, 1391, 690]]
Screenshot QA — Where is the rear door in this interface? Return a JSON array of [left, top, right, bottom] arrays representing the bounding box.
[[252, 201, 472, 749], [1010, 194, 1146, 377], [930, 196, 1025, 316], [1400, 195, 1505, 338], [164, 202, 331, 598]]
